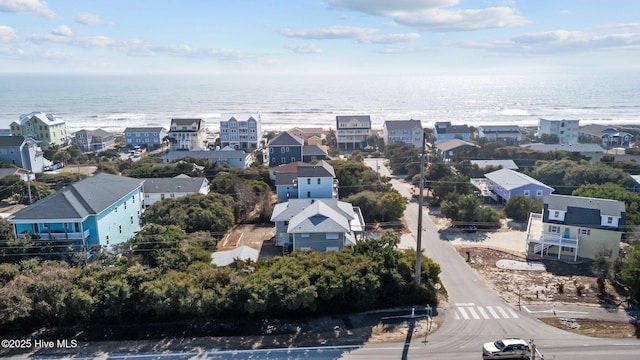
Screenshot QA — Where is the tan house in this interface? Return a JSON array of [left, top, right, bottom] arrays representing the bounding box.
[[288, 127, 323, 146], [525, 194, 625, 261]]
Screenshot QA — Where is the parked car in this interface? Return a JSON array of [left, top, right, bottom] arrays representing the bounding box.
[[482, 338, 530, 359]]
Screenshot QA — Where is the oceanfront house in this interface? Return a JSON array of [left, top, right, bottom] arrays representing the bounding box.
[[124, 127, 167, 148], [336, 115, 371, 151], [525, 194, 625, 261], [287, 127, 323, 146], [274, 160, 338, 202], [382, 119, 424, 148], [10, 112, 69, 149], [219, 113, 262, 151], [0, 136, 46, 173], [141, 174, 209, 207], [267, 132, 304, 166], [433, 122, 472, 143], [168, 118, 207, 151], [434, 139, 478, 161], [477, 125, 522, 145], [537, 119, 579, 145], [9, 173, 144, 253], [0, 167, 34, 182], [483, 168, 554, 203], [161, 147, 253, 168], [73, 128, 117, 152], [271, 198, 365, 253], [578, 124, 633, 148]]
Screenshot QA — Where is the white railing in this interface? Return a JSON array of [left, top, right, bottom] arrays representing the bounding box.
[[37, 229, 90, 240]]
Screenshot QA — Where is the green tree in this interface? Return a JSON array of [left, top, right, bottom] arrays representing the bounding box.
[[572, 183, 640, 226], [504, 195, 543, 222], [619, 243, 640, 303]]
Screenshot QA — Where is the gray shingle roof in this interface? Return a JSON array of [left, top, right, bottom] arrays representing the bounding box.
[[485, 168, 553, 191], [296, 160, 335, 177], [10, 173, 144, 220], [124, 127, 165, 133], [0, 136, 27, 147], [383, 119, 423, 131], [544, 194, 625, 217], [275, 172, 297, 186], [470, 160, 518, 170], [302, 144, 328, 156], [171, 118, 203, 130], [271, 199, 354, 222], [269, 132, 304, 146], [142, 177, 208, 194]]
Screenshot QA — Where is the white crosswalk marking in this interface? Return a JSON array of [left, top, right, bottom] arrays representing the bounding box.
[[458, 306, 470, 320], [467, 307, 480, 319], [477, 306, 490, 319], [496, 306, 510, 318], [454, 305, 520, 321], [486, 306, 500, 319]]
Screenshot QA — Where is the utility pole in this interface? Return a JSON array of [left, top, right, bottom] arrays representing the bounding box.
[[415, 129, 427, 288]]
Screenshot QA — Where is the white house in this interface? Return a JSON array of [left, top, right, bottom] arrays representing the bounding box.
[[142, 175, 209, 207]]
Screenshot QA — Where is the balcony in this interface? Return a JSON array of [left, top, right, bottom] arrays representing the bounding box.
[[36, 229, 90, 240]]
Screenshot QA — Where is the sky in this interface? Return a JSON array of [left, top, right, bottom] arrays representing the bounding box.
[[1, 0, 639, 75]]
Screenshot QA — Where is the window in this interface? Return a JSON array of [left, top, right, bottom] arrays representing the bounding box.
[[160, 194, 165, 200], [131, 216, 134, 224], [170, 194, 175, 198], [286, 147, 290, 152], [554, 211, 559, 217], [114, 206, 118, 213], [281, 157, 285, 163], [119, 225, 122, 234], [307, 191, 311, 197], [548, 225, 560, 233], [281, 148, 285, 153], [124, 201, 127, 210], [536, 190, 543, 196], [523, 190, 530, 196], [144, 193, 149, 198], [579, 228, 591, 235], [561, 246, 574, 252], [607, 217, 613, 224], [307, 178, 311, 185], [291, 157, 295, 162], [132, 196, 135, 203], [326, 233, 339, 239], [317, 178, 321, 184], [301, 233, 310, 238]]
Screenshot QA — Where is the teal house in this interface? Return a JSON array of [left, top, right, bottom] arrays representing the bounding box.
[[10, 173, 145, 251]]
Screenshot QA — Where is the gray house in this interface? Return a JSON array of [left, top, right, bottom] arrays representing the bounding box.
[[271, 198, 365, 252], [73, 128, 116, 152], [382, 119, 424, 148], [485, 168, 554, 202], [0, 136, 45, 173], [142, 175, 209, 207]]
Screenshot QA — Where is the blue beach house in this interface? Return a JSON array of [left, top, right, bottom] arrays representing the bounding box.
[[124, 127, 167, 148], [10, 173, 145, 252], [267, 132, 304, 167], [484, 168, 554, 203], [275, 161, 338, 202]]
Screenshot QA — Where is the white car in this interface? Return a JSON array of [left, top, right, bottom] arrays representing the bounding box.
[[482, 338, 530, 359]]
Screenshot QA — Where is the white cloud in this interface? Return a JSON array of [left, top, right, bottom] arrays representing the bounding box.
[[51, 25, 72, 37], [392, 7, 529, 31], [595, 23, 640, 31], [328, 0, 457, 15], [0, 25, 19, 42], [279, 26, 378, 39], [358, 33, 420, 44], [28, 33, 116, 48], [328, 0, 529, 32], [76, 12, 113, 26], [0, 0, 56, 18], [465, 30, 640, 53], [285, 43, 323, 54]]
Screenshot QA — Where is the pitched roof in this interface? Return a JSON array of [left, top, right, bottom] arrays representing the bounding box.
[[124, 127, 165, 133], [271, 162, 308, 174], [269, 132, 304, 146], [0, 168, 21, 177], [383, 119, 423, 131], [271, 198, 354, 222], [296, 160, 335, 177], [336, 115, 371, 126], [287, 200, 351, 233], [170, 118, 203, 130], [75, 128, 114, 137], [520, 143, 604, 153], [544, 194, 625, 216], [435, 121, 471, 134], [435, 138, 477, 152], [221, 113, 261, 122], [303, 144, 328, 156], [211, 245, 260, 267], [288, 127, 323, 133], [17, 112, 65, 126], [0, 135, 27, 147], [485, 168, 553, 191], [142, 177, 208, 194], [10, 173, 143, 221], [579, 124, 632, 138], [275, 172, 297, 186], [478, 125, 521, 134]]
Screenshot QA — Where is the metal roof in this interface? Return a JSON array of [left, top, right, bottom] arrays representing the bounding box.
[[485, 168, 554, 191], [142, 176, 208, 194]]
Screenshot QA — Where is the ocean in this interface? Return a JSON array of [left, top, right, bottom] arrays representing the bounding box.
[[0, 72, 638, 133]]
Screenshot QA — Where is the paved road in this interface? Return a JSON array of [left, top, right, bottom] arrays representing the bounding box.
[[355, 158, 640, 359]]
